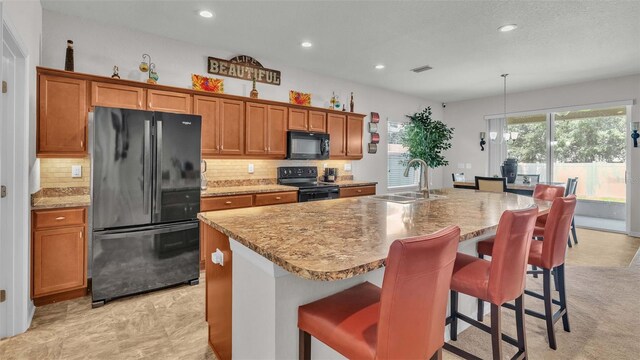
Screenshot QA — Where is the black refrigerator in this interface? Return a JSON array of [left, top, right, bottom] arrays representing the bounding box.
[[91, 107, 201, 307]]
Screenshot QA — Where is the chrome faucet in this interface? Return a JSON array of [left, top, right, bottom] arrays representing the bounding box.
[[403, 158, 430, 198]]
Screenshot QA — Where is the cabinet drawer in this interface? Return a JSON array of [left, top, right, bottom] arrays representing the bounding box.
[[254, 191, 298, 206], [339, 185, 376, 198], [34, 208, 86, 229], [201, 195, 254, 212]]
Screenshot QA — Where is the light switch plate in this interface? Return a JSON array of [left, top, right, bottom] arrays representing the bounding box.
[[248, 163, 254, 174], [71, 165, 82, 178], [458, 163, 465, 169], [323, 163, 328, 169], [466, 163, 472, 169], [344, 163, 352, 171]]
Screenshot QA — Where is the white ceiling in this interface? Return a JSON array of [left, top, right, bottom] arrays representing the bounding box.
[[40, 0, 640, 102]]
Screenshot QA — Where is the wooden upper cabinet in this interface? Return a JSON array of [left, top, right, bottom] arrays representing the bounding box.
[[288, 108, 308, 131], [245, 102, 268, 155], [33, 225, 86, 297], [219, 99, 244, 155], [346, 115, 364, 159], [91, 82, 146, 110], [38, 74, 88, 156], [308, 110, 327, 133], [267, 105, 287, 156], [194, 96, 220, 157], [147, 89, 192, 114], [327, 113, 347, 158]]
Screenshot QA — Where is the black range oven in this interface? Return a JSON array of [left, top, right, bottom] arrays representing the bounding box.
[[277, 166, 339, 203]]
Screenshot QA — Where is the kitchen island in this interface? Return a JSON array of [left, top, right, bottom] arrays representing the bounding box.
[[198, 188, 551, 360]]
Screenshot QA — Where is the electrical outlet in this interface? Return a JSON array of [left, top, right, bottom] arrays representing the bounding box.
[[344, 163, 352, 171], [323, 163, 328, 169], [71, 165, 82, 178], [458, 163, 465, 169], [248, 163, 254, 174], [466, 163, 472, 169]]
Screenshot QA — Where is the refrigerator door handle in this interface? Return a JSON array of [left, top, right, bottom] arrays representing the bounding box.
[[154, 118, 163, 220], [94, 221, 198, 239], [143, 119, 152, 215]]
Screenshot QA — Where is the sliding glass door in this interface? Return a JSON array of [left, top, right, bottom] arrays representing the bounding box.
[[552, 107, 627, 203], [489, 105, 628, 222]]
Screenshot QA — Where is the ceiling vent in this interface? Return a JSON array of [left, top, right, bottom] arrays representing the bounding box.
[[411, 65, 433, 73]]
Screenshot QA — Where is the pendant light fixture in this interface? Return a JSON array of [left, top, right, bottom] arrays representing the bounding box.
[[501, 73, 518, 142]]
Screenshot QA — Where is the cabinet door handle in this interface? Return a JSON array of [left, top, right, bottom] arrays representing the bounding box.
[[275, 196, 282, 200], [225, 201, 232, 205], [80, 231, 83, 239], [55, 216, 66, 220], [357, 190, 362, 193]]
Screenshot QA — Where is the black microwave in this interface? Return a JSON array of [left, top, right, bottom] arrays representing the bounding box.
[[286, 131, 330, 160]]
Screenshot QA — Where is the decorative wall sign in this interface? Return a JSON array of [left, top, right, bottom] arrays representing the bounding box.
[[207, 55, 281, 85], [370, 112, 380, 123], [192, 74, 224, 93], [371, 133, 380, 144], [368, 143, 378, 154], [289, 90, 311, 106], [368, 123, 378, 133]]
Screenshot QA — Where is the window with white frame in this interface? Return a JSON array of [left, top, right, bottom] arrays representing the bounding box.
[[388, 121, 419, 188]]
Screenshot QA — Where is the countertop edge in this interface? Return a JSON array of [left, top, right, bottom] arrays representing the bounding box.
[[198, 211, 502, 281]]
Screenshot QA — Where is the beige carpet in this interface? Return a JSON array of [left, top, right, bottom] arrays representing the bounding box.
[[1, 229, 639, 359]]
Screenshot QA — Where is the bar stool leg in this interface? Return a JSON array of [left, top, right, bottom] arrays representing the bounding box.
[[543, 268, 557, 350], [299, 330, 311, 360], [515, 294, 528, 359], [566, 236, 573, 248], [450, 290, 459, 341], [531, 265, 539, 278], [490, 304, 503, 360], [557, 264, 571, 332], [430, 348, 443, 360], [477, 254, 485, 322]]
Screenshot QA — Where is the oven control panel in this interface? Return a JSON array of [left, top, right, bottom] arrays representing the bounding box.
[[277, 166, 318, 179]]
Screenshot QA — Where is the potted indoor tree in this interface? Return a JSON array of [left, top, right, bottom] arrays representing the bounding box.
[[401, 107, 454, 193]]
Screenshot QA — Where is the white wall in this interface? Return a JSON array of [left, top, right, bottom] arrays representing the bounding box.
[[442, 74, 640, 232], [41, 10, 444, 192], [3, 0, 41, 193], [1, 0, 42, 336]]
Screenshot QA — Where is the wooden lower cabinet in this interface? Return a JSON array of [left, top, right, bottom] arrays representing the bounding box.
[[201, 194, 254, 212], [254, 191, 297, 206], [32, 207, 88, 305], [339, 185, 376, 198]]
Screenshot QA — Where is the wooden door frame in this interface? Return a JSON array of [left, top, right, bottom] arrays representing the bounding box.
[[1, 7, 33, 338]]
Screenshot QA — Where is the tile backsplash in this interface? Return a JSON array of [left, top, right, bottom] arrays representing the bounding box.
[[39, 158, 351, 188], [40, 158, 91, 188], [204, 159, 352, 183]]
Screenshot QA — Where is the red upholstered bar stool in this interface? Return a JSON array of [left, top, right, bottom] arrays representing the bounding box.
[[445, 206, 538, 360], [297, 226, 460, 360], [530, 184, 565, 277], [477, 195, 577, 350]]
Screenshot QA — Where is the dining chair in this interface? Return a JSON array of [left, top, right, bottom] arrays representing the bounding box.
[[452, 172, 466, 182], [565, 178, 579, 247], [298, 226, 460, 360], [475, 176, 507, 193]]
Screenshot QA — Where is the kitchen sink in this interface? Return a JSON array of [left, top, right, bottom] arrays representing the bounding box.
[[368, 192, 446, 204]]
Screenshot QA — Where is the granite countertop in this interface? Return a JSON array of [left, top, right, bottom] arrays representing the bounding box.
[[322, 180, 378, 188], [198, 188, 551, 281], [201, 184, 298, 197], [31, 188, 91, 210]]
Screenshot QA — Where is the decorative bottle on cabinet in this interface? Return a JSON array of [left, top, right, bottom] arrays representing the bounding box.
[[350, 92, 354, 112], [65, 40, 74, 72]]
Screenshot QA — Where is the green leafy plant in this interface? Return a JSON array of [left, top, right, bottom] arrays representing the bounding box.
[[401, 107, 454, 168]]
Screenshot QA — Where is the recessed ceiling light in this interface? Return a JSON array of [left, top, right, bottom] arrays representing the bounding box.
[[498, 24, 518, 32], [301, 41, 313, 48], [375, 64, 385, 70], [199, 10, 214, 18]]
